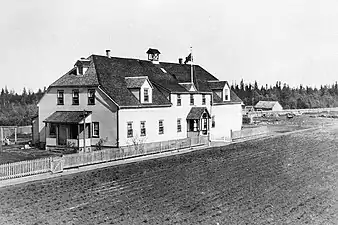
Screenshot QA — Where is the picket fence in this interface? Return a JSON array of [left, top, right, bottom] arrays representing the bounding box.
[[0, 136, 208, 180], [0, 157, 51, 180]]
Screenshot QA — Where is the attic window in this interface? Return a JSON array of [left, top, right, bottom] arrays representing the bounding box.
[[77, 66, 83, 75]]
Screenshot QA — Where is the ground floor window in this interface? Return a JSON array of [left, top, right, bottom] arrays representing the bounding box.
[[177, 119, 181, 132], [159, 120, 164, 134], [127, 122, 133, 138], [92, 122, 99, 137], [140, 121, 146, 136]]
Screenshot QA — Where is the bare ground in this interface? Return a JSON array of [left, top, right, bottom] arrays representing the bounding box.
[[0, 123, 337, 224]]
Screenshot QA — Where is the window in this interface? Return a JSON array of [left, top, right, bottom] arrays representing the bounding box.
[[224, 89, 229, 101], [77, 66, 83, 75], [92, 122, 99, 137], [127, 122, 133, 138], [49, 124, 56, 137], [177, 119, 181, 132], [212, 116, 215, 128], [144, 88, 149, 103], [190, 94, 194, 105], [159, 120, 164, 134], [140, 121, 146, 136], [72, 89, 79, 105], [202, 94, 206, 105], [88, 89, 95, 105], [57, 90, 64, 105], [177, 94, 181, 106]]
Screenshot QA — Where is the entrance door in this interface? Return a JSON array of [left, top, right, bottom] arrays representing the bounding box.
[[57, 125, 68, 146]]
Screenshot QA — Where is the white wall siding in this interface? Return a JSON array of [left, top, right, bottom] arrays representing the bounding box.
[[119, 107, 187, 146], [210, 103, 242, 140], [38, 87, 118, 147]]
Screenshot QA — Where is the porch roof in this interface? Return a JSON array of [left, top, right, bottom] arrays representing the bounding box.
[[186, 107, 210, 120], [43, 111, 92, 124]]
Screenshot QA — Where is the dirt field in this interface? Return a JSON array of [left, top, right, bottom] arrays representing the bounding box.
[[0, 122, 337, 224]]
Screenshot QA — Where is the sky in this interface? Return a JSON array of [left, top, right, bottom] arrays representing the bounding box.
[[1, 0, 338, 93]]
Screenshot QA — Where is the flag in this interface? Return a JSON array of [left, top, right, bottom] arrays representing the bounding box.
[[184, 53, 193, 64]]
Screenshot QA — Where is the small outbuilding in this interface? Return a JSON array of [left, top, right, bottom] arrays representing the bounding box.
[[254, 101, 283, 111]]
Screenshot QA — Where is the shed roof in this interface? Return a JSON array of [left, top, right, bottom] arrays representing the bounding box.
[[43, 111, 91, 124]]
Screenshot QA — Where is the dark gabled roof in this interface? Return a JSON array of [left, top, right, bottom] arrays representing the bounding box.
[[146, 48, 161, 54], [186, 107, 211, 120], [207, 81, 228, 90], [43, 111, 91, 124], [48, 53, 242, 107], [125, 77, 147, 89], [92, 55, 172, 107]]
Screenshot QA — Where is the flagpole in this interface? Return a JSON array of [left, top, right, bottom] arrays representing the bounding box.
[[190, 47, 193, 84]]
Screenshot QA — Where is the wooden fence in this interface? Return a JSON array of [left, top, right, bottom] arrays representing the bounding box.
[[0, 157, 51, 180], [0, 136, 208, 180], [63, 136, 208, 169], [231, 126, 269, 140]]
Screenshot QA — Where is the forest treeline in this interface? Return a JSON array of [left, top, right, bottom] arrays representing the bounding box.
[[231, 80, 338, 109], [0, 81, 338, 126], [0, 87, 46, 126]]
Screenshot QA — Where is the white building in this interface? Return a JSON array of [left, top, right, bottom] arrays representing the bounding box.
[[36, 48, 243, 151]]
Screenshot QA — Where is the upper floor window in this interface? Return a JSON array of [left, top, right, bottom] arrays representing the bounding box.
[[177, 94, 181, 106], [177, 119, 182, 132], [57, 90, 64, 105], [159, 120, 164, 135], [92, 122, 99, 138], [72, 89, 79, 105], [140, 121, 146, 136], [224, 89, 229, 101], [144, 88, 149, 103], [127, 122, 133, 138], [202, 94, 206, 105], [211, 116, 215, 128], [190, 94, 194, 105], [88, 89, 95, 105]]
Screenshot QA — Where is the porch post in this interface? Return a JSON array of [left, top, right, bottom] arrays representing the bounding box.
[[83, 110, 86, 152], [77, 124, 80, 151], [14, 127, 17, 144]]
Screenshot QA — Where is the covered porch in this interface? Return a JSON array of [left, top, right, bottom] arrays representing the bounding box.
[[186, 107, 211, 138], [44, 111, 93, 152]]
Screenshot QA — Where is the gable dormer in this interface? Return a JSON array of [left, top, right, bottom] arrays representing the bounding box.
[[146, 48, 161, 64], [125, 76, 153, 103], [179, 82, 197, 92], [208, 80, 230, 102], [74, 58, 91, 75]]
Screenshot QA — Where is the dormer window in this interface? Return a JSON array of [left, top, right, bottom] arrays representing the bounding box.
[[224, 88, 230, 101], [74, 58, 90, 75], [144, 88, 149, 103], [125, 76, 153, 104]]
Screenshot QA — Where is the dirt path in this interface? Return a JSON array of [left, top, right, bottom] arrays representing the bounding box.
[[0, 125, 337, 224]]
